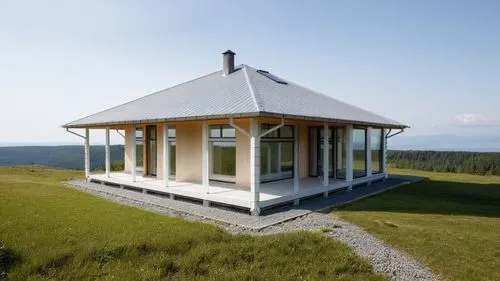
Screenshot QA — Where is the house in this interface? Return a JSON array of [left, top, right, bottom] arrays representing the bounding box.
[[63, 50, 407, 215]]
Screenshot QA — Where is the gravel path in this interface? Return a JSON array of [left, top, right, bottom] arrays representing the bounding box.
[[262, 213, 439, 281], [65, 181, 439, 281]]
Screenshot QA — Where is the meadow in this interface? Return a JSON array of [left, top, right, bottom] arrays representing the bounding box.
[[335, 168, 500, 281], [0, 166, 385, 281]]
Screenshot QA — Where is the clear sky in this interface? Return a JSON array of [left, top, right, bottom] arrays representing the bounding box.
[[1, 0, 499, 144]]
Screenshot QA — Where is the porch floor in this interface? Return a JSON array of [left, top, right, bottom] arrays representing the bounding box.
[[88, 172, 385, 210]]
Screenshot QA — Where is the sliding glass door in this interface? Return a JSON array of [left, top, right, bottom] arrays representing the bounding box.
[[168, 127, 176, 178], [260, 124, 295, 182], [146, 126, 157, 176], [135, 128, 144, 173], [308, 126, 334, 178]]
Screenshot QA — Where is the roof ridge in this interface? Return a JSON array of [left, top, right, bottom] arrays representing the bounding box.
[[242, 65, 262, 112], [63, 68, 224, 127]]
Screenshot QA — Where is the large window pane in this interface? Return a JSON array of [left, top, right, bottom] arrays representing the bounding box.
[[209, 125, 236, 181], [261, 144, 269, 176], [211, 142, 236, 178], [270, 142, 279, 174], [210, 128, 221, 138], [222, 127, 236, 138], [371, 129, 382, 174], [168, 128, 176, 138], [261, 141, 294, 181], [280, 142, 294, 172], [319, 127, 334, 177], [169, 141, 176, 177], [353, 129, 367, 178], [260, 123, 295, 182], [167, 127, 176, 178], [136, 128, 144, 172], [279, 126, 294, 138], [336, 128, 346, 179]]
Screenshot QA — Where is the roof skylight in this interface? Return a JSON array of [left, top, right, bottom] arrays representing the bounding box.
[[257, 70, 288, 85]]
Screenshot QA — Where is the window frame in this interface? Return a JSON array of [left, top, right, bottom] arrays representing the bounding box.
[[260, 124, 295, 183], [209, 125, 237, 183], [167, 126, 176, 179], [135, 127, 145, 173], [370, 128, 384, 175], [352, 127, 368, 178]]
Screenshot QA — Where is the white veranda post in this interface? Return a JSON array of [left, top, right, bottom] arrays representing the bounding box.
[[250, 118, 260, 216], [105, 127, 110, 178], [382, 128, 388, 178], [84, 128, 90, 180], [323, 123, 329, 187], [293, 124, 300, 204], [345, 124, 354, 189], [202, 121, 209, 193], [131, 128, 137, 182], [163, 123, 169, 187]]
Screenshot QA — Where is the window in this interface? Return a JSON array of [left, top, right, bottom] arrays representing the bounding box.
[[310, 127, 334, 178], [353, 128, 367, 178], [147, 126, 157, 176], [256, 70, 288, 84], [335, 128, 346, 179], [370, 128, 383, 174], [320, 127, 334, 178], [209, 125, 236, 182], [279, 126, 294, 138], [168, 128, 176, 138], [260, 124, 295, 182], [168, 126, 176, 178], [260, 124, 294, 138], [135, 128, 144, 173]]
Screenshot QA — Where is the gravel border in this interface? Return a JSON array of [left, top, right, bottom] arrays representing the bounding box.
[[65, 180, 439, 281]]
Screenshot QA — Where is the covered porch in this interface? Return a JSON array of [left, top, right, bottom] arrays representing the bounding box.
[[88, 172, 386, 210], [75, 116, 391, 215]]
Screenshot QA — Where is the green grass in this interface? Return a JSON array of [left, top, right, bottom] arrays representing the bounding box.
[[333, 168, 500, 281], [0, 166, 386, 281]]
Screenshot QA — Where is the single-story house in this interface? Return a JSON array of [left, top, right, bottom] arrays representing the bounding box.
[[63, 50, 407, 215]]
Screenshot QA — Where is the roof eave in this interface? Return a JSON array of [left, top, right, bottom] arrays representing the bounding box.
[[62, 111, 408, 129]]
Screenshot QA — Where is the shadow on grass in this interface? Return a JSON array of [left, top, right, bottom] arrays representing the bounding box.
[[333, 178, 500, 218], [0, 244, 21, 279]]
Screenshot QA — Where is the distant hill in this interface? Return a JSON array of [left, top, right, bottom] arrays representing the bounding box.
[[0, 145, 124, 170], [2, 144, 500, 176]]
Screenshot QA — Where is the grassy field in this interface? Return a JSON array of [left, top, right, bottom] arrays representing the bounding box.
[[334, 168, 500, 281], [0, 166, 386, 281]]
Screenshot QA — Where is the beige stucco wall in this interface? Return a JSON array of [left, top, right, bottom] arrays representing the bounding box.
[[175, 121, 202, 182], [298, 123, 309, 178]]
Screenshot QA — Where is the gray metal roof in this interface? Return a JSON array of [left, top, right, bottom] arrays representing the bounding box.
[[63, 65, 407, 128]]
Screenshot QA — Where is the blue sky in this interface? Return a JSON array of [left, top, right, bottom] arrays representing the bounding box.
[[0, 0, 499, 144]]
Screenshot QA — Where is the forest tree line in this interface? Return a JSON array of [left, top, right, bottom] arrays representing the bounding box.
[[387, 150, 500, 176], [1, 146, 500, 176]]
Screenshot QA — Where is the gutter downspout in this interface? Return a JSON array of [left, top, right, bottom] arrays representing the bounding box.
[[66, 128, 90, 181], [66, 128, 86, 139], [383, 128, 404, 179], [387, 128, 404, 139], [228, 116, 285, 216], [229, 116, 285, 138], [115, 130, 125, 138]]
